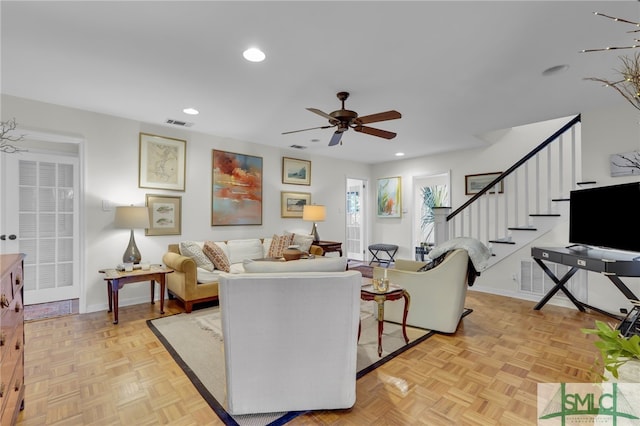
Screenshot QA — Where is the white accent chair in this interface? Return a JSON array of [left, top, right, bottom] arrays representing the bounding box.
[[219, 271, 362, 415], [372, 249, 470, 333]]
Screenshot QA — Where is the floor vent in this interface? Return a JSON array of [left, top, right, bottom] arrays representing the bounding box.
[[520, 259, 588, 302], [165, 119, 194, 127]]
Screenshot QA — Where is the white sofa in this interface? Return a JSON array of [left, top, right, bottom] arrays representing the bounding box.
[[162, 237, 336, 312], [219, 271, 361, 415]]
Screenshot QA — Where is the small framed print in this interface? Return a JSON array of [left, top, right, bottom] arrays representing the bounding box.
[[139, 133, 186, 191], [145, 194, 182, 236], [281, 191, 311, 218], [282, 157, 311, 185], [465, 172, 504, 195]]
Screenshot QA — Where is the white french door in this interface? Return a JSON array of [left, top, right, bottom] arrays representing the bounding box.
[[346, 178, 366, 260], [1, 151, 80, 305]]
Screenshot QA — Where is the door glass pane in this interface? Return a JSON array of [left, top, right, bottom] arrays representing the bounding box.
[[19, 160, 36, 185], [39, 188, 56, 211], [58, 164, 73, 187], [39, 239, 55, 263], [39, 162, 56, 186], [39, 213, 55, 238]]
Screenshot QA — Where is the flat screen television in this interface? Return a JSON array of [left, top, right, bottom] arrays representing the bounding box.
[[569, 182, 640, 253]]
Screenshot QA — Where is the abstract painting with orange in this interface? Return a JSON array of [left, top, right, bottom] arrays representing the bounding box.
[[376, 176, 401, 218], [212, 150, 263, 225]]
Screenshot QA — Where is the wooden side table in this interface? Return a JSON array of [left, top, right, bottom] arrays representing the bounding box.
[[99, 265, 173, 324], [315, 240, 343, 257], [359, 284, 410, 356]]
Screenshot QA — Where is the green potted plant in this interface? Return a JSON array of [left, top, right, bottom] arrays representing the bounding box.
[[582, 320, 640, 380]]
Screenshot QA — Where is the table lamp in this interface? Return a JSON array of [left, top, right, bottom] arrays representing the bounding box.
[[303, 204, 326, 243], [114, 205, 150, 264]]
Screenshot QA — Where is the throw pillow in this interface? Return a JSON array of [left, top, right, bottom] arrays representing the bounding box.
[[285, 231, 314, 253], [179, 241, 214, 272], [268, 234, 294, 258], [203, 241, 231, 272]]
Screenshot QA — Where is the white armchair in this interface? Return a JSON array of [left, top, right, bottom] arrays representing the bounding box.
[[372, 249, 470, 333], [219, 271, 361, 415]]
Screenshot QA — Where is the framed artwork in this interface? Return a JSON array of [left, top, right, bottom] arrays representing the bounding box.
[[465, 172, 504, 195], [212, 150, 263, 226], [282, 157, 311, 185], [377, 176, 402, 218], [139, 133, 186, 191], [281, 191, 311, 218], [145, 194, 182, 236], [610, 151, 640, 176]]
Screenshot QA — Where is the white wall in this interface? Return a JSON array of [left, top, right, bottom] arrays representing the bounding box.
[[1, 95, 370, 313]]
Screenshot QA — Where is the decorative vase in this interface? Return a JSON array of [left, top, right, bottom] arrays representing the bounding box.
[[282, 246, 303, 261]]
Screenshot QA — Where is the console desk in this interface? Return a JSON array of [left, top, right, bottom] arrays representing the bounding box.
[[531, 246, 640, 318]]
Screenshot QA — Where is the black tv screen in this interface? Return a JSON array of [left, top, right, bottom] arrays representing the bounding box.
[[569, 182, 640, 253]]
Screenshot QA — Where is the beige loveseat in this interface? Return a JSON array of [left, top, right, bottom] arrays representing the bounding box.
[[162, 238, 324, 313]]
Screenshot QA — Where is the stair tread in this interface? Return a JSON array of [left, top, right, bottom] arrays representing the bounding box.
[[508, 227, 538, 231], [489, 239, 516, 245], [529, 213, 561, 217]]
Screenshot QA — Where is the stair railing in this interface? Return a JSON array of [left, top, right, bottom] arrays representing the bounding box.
[[440, 114, 582, 247]]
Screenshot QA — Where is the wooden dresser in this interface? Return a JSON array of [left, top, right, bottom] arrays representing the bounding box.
[[0, 253, 25, 425]]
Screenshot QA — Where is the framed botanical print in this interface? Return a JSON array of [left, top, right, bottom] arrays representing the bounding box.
[[281, 191, 311, 218], [139, 133, 186, 191], [212, 150, 263, 225], [282, 157, 311, 185], [377, 176, 401, 218], [145, 194, 182, 236]]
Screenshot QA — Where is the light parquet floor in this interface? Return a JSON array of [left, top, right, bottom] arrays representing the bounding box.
[[16, 290, 608, 426]]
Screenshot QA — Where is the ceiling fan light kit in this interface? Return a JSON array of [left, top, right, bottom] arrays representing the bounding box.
[[283, 91, 401, 146]]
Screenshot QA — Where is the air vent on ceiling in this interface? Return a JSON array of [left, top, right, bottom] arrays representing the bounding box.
[[289, 144, 307, 150], [165, 119, 194, 127]]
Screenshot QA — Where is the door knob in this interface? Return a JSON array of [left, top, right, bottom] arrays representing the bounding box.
[[8, 235, 16, 240], [0, 235, 4, 241], [0, 235, 16, 240]]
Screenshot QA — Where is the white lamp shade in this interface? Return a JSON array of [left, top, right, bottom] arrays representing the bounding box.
[[114, 206, 150, 229], [302, 205, 326, 222]]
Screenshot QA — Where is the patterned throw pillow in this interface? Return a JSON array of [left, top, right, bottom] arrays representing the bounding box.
[[179, 241, 214, 272], [268, 234, 294, 258], [203, 241, 231, 272]]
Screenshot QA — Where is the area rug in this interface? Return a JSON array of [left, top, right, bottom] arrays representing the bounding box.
[[147, 304, 454, 426], [347, 260, 374, 278]]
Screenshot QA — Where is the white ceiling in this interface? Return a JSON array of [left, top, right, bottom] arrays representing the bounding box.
[[2, 1, 639, 164]]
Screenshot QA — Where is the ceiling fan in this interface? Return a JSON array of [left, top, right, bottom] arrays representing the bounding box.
[[282, 91, 401, 146]]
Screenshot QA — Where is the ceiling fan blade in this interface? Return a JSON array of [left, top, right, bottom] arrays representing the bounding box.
[[307, 108, 338, 122], [282, 125, 333, 135], [354, 125, 397, 140], [356, 110, 401, 125], [328, 131, 343, 146]]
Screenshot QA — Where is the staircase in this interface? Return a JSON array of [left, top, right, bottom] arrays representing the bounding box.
[[435, 115, 584, 268]]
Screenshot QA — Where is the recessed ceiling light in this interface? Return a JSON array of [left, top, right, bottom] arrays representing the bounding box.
[[542, 64, 569, 76], [183, 107, 199, 115], [243, 47, 265, 62], [395, 152, 405, 157]]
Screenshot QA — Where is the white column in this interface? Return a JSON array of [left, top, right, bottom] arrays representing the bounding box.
[[433, 207, 452, 246]]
